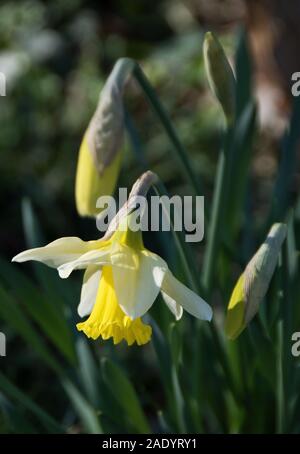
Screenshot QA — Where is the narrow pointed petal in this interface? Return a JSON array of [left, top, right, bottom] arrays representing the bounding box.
[[110, 245, 167, 319], [77, 266, 101, 318], [161, 291, 183, 321], [161, 271, 213, 321], [58, 247, 112, 278], [12, 237, 99, 269]]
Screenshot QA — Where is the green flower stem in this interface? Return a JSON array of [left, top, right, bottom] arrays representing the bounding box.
[[152, 182, 200, 293], [132, 63, 205, 200], [202, 127, 232, 293], [153, 181, 240, 403], [171, 364, 187, 433], [276, 239, 291, 433], [276, 319, 284, 434]]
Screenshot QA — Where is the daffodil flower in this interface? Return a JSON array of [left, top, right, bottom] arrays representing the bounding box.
[[13, 173, 212, 346]]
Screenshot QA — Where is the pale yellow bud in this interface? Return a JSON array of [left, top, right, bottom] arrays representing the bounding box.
[[75, 58, 134, 217], [225, 223, 287, 339]]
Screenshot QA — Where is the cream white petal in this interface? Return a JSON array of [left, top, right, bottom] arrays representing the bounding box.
[[161, 270, 213, 321], [110, 245, 167, 319], [161, 291, 183, 321], [58, 247, 112, 278], [77, 266, 101, 318], [12, 237, 100, 269]]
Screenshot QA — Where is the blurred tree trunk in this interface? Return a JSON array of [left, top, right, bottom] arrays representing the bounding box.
[[245, 0, 300, 92], [244, 0, 300, 131]]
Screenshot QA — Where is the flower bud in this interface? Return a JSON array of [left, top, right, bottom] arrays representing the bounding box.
[[225, 223, 287, 339], [203, 32, 236, 125], [75, 58, 134, 217]]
